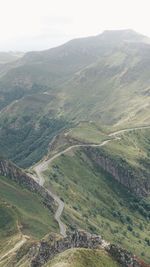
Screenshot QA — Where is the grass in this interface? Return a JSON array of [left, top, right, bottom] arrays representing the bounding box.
[[0, 175, 58, 240], [0, 204, 17, 237], [0, 91, 71, 167], [68, 122, 109, 143], [44, 143, 150, 263], [45, 248, 120, 267], [1, 248, 120, 267]]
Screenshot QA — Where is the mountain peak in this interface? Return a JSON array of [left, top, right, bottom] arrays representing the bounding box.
[[99, 29, 150, 44], [102, 29, 137, 34]]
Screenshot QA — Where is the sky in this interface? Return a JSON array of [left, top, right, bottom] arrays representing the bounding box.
[[0, 0, 150, 51]]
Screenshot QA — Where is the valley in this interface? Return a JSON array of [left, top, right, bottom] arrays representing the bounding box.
[[0, 29, 150, 267]]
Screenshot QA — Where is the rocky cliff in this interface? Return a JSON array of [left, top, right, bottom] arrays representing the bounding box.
[[27, 231, 149, 267], [29, 230, 102, 267], [107, 244, 150, 267], [0, 159, 54, 211], [84, 147, 150, 197]]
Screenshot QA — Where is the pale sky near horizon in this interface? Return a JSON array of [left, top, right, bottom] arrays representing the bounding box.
[[0, 0, 150, 51]]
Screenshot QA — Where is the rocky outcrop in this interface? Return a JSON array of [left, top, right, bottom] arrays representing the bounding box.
[[0, 159, 54, 211], [107, 244, 150, 267], [29, 232, 150, 267], [84, 147, 150, 197], [29, 230, 102, 267]]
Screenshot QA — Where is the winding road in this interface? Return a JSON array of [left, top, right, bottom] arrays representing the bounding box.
[[1, 125, 149, 263], [32, 125, 150, 237]]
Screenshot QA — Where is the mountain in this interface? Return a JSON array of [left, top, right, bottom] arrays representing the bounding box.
[[0, 30, 150, 167], [0, 30, 150, 266], [0, 29, 149, 89]]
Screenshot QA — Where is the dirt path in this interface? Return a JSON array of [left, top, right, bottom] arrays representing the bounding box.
[[32, 125, 150, 238], [0, 235, 28, 263]]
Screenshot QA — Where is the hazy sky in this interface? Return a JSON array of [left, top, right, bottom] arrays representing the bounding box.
[[0, 0, 150, 51]]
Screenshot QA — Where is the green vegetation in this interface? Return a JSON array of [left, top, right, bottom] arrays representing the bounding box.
[[0, 175, 57, 240], [45, 248, 120, 267], [0, 94, 70, 167], [68, 122, 109, 143], [0, 204, 17, 239], [44, 143, 150, 262]]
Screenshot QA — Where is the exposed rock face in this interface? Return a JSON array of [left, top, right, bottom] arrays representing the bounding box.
[[0, 159, 54, 211], [29, 232, 149, 267], [107, 244, 150, 267], [84, 148, 150, 197], [30, 230, 102, 267]]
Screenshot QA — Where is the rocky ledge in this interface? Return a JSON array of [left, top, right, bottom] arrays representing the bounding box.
[[107, 244, 150, 267], [29, 230, 102, 267], [28, 231, 150, 267], [84, 147, 150, 197]]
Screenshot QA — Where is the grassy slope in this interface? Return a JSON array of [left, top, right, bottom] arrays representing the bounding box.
[[0, 92, 70, 167], [44, 142, 150, 262], [68, 122, 109, 143], [45, 248, 120, 267], [1, 248, 120, 267], [0, 175, 57, 242], [62, 48, 150, 127]]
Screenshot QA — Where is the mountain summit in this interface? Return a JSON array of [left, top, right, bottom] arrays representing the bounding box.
[[99, 29, 150, 43]]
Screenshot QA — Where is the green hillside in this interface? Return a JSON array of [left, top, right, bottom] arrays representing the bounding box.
[[45, 248, 120, 267], [0, 174, 57, 244], [43, 129, 150, 262], [62, 45, 150, 126], [68, 122, 109, 143], [0, 94, 70, 167]]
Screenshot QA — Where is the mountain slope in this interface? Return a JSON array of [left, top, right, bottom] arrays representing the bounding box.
[[0, 30, 150, 167], [61, 42, 150, 126], [43, 130, 150, 262], [0, 158, 59, 266], [88, 128, 150, 196], [45, 248, 120, 267]]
